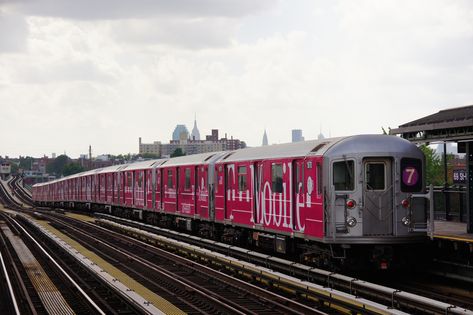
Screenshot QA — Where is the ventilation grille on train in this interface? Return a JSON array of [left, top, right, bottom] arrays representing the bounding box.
[[311, 142, 327, 152]]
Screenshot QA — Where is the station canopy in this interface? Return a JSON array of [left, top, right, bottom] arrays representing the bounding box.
[[390, 104, 473, 233], [389, 105, 473, 144]]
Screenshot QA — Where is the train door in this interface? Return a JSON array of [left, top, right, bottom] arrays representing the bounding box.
[[178, 166, 195, 215], [156, 168, 162, 210], [224, 164, 229, 220], [196, 165, 209, 218], [253, 162, 262, 225], [363, 158, 393, 236], [292, 160, 305, 231], [214, 164, 225, 221]]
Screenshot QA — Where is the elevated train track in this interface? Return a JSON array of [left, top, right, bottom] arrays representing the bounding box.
[[92, 213, 473, 315], [41, 211, 328, 315], [8, 175, 34, 207], [1, 171, 472, 314]]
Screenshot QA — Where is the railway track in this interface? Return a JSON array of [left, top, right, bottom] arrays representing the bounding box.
[[3, 173, 472, 315], [42, 212, 328, 315], [91, 213, 473, 315], [0, 210, 166, 315], [0, 211, 104, 314], [8, 176, 34, 207]]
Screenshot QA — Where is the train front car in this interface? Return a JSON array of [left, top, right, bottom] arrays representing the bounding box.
[[322, 134, 428, 269]]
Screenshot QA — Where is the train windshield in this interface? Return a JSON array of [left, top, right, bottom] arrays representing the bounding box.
[[333, 160, 354, 191], [400, 158, 422, 192]]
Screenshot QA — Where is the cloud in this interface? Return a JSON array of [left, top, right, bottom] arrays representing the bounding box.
[[113, 17, 237, 49], [0, 11, 28, 52], [13, 59, 115, 84], [4, 0, 274, 20]]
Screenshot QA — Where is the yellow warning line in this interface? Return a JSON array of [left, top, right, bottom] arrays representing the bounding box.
[[434, 234, 473, 244], [34, 219, 185, 315]]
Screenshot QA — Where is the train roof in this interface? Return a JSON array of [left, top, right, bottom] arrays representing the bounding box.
[[161, 151, 226, 167], [120, 159, 167, 171], [219, 137, 345, 163], [324, 134, 423, 159]]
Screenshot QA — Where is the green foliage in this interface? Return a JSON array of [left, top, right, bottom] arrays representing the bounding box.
[[10, 162, 19, 174], [139, 153, 160, 159], [418, 144, 453, 186], [46, 155, 70, 176], [171, 148, 185, 157], [19, 156, 34, 170], [63, 163, 85, 176]]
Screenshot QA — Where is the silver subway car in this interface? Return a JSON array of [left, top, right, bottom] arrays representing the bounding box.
[[324, 135, 427, 243]]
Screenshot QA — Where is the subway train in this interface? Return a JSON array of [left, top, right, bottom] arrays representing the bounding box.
[[33, 135, 429, 269]]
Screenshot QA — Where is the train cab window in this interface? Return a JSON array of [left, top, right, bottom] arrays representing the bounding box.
[[238, 166, 247, 191], [272, 164, 283, 193], [365, 163, 385, 190], [333, 161, 354, 191], [185, 168, 191, 190], [167, 170, 174, 189]]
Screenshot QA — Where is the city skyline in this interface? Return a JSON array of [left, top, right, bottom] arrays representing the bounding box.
[[1, 1, 472, 157]]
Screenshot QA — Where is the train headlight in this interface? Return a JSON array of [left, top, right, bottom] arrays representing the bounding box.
[[346, 216, 357, 227], [401, 216, 411, 227]]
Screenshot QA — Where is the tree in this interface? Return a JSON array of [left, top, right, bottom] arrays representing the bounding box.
[[139, 153, 160, 159], [171, 148, 185, 157], [419, 144, 444, 186], [46, 155, 70, 176], [19, 156, 34, 170], [63, 163, 85, 176]]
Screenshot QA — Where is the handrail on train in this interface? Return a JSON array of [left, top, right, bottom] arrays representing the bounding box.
[[411, 184, 434, 239]]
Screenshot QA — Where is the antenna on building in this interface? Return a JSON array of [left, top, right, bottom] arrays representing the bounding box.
[[89, 145, 92, 160]]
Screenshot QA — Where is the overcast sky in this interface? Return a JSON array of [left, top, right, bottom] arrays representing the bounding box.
[[1, 0, 472, 158]]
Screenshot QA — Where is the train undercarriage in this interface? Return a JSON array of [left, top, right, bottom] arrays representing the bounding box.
[[42, 200, 428, 271]]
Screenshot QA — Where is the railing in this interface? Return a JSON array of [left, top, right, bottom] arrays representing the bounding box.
[[432, 185, 467, 222]]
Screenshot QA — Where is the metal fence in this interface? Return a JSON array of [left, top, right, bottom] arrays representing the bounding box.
[[432, 186, 467, 222]]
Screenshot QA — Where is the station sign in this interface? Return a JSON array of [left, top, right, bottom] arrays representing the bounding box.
[[453, 169, 467, 184]]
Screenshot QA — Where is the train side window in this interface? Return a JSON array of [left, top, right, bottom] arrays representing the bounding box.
[[167, 169, 174, 189], [185, 168, 191, 190], [295, 163, 304, 193], [272, 163, 283, 193], [316, 162, 322, 195], [238, 166, 247, 191], [333, 161, 354, 191], [365, 163, 385, 190], [127, 172, 133, 188], [137, 172, 143, 189]]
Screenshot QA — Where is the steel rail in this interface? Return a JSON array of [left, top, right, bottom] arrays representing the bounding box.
[[0, 251, 21, 315], [9, 215, 106, 315], [96, 213, 473, 315], [49, 214, 322, 315]]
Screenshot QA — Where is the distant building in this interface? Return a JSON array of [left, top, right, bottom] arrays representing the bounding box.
[[140, 128, 246, 157], [292, 129, 304, 142], [317, 132, 325, 140], [139, 137, 161, 156], [262, 129, 268, 146], [206, 129, 219, 141], [191, 116, 201, 141], [0, 161, 11, 179], [172, 124, 189, 141]]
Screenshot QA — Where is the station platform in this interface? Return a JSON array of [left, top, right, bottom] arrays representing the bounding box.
[[433, 220, 473, 243]]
